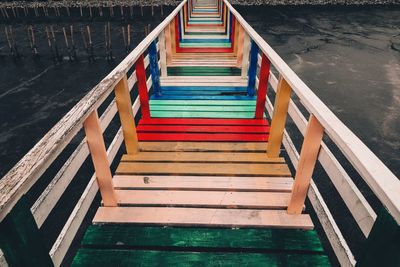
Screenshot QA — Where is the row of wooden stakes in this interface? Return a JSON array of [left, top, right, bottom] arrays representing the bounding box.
[[1, 23, 152, 62], [0, 5, 165, 20]]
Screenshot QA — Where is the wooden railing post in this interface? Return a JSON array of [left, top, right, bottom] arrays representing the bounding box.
[[135, 54, 151, 119], [267, 75, 292, 157], [241, 32, 250, 77], [114, 75, 139, 155], [83, 110, 117, 207], [236, 24, 244, 67], [149, 41, 161, 96], [165, 24, 172, 65], [255, 53, 271, 118], [288, 115, 324, 214], [247, 40, 259, 96], [159, 31, 168, 77]]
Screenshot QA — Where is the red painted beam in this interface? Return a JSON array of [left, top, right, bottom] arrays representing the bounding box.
[[255, 54, 271, 118], [135, 55, 150, 119]]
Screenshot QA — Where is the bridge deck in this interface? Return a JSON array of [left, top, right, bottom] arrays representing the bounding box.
[[72, 0, 330, 265]]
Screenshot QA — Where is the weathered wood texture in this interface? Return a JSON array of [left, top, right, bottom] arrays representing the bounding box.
[[83, 111, 117, 206]]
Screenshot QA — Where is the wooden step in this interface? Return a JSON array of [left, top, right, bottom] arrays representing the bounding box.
[[93, 207, 313, 229], [114, 190, 290, 209], [139, 118, 268, 126], [139, 142, 268, 152], [113, 175, 293, 192], [115, 162, 291, 176], [121, 152, 282, 163]]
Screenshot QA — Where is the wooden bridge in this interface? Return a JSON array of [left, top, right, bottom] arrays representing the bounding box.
[[0, 0, 399, 266]]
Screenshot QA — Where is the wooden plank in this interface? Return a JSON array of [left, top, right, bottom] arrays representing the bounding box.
[[255, 54, 270, 118], [72, 249, 329, 267], [137, 132, 268, 142], [83, 111, 117, 206], [115, 190, 290, 209], [114, 75, 139, 155], [93, 207, 313, 229], [113, 175, 292, 192], [121, 152, 282, 163], [267, 75, 292, 157], [150, 105, 254, 112], [139, 118, 268, 125], [81, 224, 323, 252], [288, 115, 324, 214], [135, 54, 151, 119], [116, 162, 291, 176], [137, 125, 269, 133], [164, 24, 172, 65], [139, 142, 267, 152], [149, 111, 255, 118], [150, 99, 254, 105]]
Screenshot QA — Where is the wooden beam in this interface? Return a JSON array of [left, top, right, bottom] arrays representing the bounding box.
[[135, 55, 151, 119], [83, 110, 117, 206], [159, 31, 168, 76], [267, 75, 292, 157], [241, 32, 250, 77], [114, 75, 139, 155], [164, 24, 172, 65], [247, 40, 259, 96], [236, 24, 244, 67], [288, 115, 324, 214], [255, 54, 271, 118]]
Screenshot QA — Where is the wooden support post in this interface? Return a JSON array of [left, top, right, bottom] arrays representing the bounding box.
[[255, 54, 271, 118], [135, 55, 151, 119], [83, 110, 117, 206], [159, 31, 167, 77], [287, 115, 324, 214], [247, 40, 259, 96], [149, 41, 161, 96], [0, 197, 53, 267], [165, 24, 172, 65], [267, 75, 292, 157], [114, 75, 139, 155], [241, 32, 250, 77]]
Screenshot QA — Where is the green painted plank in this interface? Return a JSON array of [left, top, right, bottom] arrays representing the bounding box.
[[82, 225, 324, 252], [167, 67, 241, 77], [150, 111, 255, 118], [150, 105, 255, 112], [150, 100, 256, 106], [160, 91, 247, 96], [72, 249, 331, 267]]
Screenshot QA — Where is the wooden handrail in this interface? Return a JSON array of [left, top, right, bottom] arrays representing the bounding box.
[[224, 0, 400, 224], [0, 0, 187, 222]]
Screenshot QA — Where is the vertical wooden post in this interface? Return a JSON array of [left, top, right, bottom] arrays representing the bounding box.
[[236, 24, 244, 67], [83, 110, 117, 206], [149, 41, 161, 96], [158, 31, 168, 77], [165, 24, 172, 65], [114, 75, 139, 155], [247, 40, 259, 96], [255, 54, 271, 118], [0, 197, 53, 267], [135, 55, 151, 119], [267, 75, 292, 157], [287, 115, 324, 214], [241, 32, 250, 77]]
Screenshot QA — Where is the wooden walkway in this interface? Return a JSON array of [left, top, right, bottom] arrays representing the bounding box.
[[72, 0, 328, 265]]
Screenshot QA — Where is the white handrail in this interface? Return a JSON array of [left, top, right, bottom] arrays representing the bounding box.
[[224, 0, 400, 224]]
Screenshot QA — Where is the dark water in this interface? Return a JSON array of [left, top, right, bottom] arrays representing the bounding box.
[[0, 5, 399, 266]]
